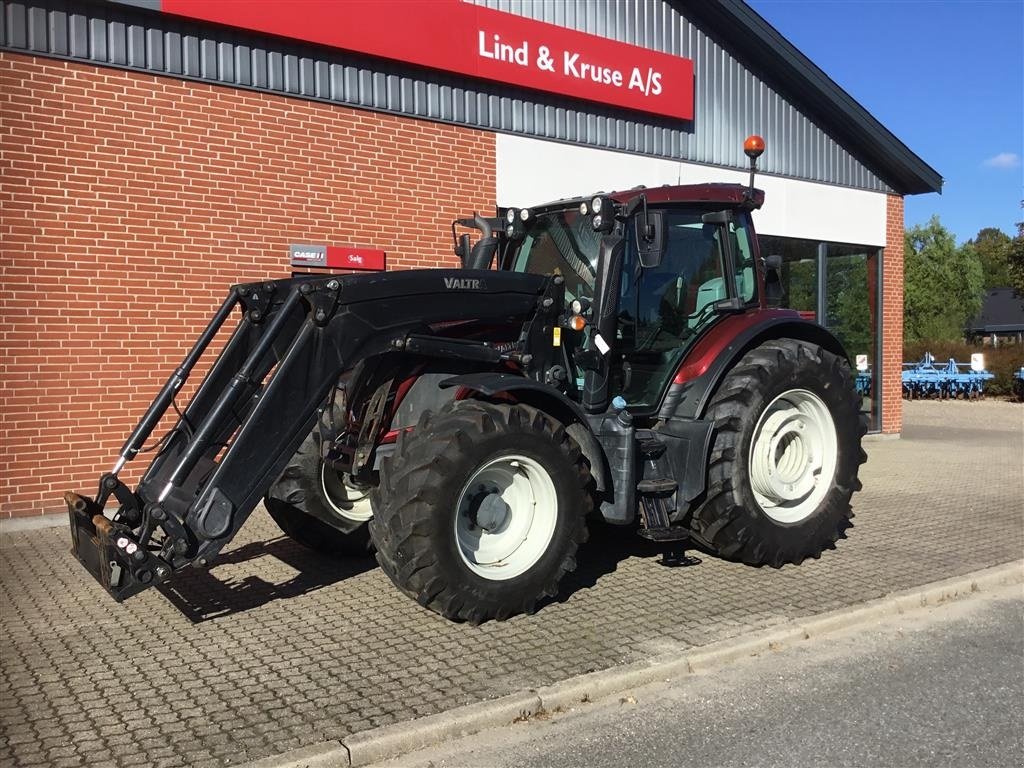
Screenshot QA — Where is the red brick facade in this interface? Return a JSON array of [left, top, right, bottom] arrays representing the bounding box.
[[882, 194, 905, 434], [0, 53, 496, 517], [0, 50, 908, 517]]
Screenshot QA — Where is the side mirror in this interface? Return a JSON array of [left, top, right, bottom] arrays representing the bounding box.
[[636, 209, 665, 269], [764, 254, 783, 308], [701, 209, 734, 225]]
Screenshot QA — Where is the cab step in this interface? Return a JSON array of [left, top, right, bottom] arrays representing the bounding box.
[[637, 478, 688, 541], [637, 525, 690, 542], [637, 478, 677, 494], [637, 437, 666, 459]]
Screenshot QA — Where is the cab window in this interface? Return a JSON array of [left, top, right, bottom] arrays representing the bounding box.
[[613, 208, 754, 408], [510, 209, 600, 304]]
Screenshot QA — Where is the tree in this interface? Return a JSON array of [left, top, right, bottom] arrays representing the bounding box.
[[904, 216, 984, 341], [1009, 202, 1024, 296], [964, 227, 1012, 289]]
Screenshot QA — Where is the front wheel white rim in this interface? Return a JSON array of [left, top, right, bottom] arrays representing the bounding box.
[[454, 454, 558, 581], [748, 388, 838, 524], [320, 464, 373, 523]]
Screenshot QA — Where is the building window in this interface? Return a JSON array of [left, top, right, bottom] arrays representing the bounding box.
[[758, 235, 882, 432], [758, 236, 819, 316]]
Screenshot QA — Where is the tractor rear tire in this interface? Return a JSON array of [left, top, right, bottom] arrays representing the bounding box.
[[369, 400, 592, 624], [688, 338, 866, 567], [265, 432, 374, 557]]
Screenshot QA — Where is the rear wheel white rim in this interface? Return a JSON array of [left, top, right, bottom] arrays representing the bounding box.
[[454, 454, 558, 581], [320, 464, 373, 523], [748, 388, 838, 524]]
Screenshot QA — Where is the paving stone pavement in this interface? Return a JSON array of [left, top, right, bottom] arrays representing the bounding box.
[[1, 400, 1022, 768]]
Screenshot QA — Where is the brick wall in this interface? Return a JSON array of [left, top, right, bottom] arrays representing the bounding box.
[[882, 194, 904, 434], [0, 52, 496, 517]]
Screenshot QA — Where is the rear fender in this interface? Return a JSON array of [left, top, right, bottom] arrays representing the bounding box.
[[659, 311, 850, 421], [646, 314, 848, 517]]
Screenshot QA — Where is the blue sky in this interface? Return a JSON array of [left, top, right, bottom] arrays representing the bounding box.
[[748, 0, 1024, 244]]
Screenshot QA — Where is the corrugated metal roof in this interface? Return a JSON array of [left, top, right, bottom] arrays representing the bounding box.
[[0, 0, 931, 194]]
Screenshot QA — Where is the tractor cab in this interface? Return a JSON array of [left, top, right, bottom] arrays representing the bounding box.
[[496, 184, 765, 415], [451, 136, 774, 418]]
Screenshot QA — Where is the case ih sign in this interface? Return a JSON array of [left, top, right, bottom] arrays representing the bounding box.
[[290, 244, 386, 271], [160, 0, 694, 120]]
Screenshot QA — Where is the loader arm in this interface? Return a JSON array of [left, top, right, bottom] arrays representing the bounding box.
[[67, 269, 563, 601]]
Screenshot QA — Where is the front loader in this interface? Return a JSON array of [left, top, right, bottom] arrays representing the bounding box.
[[67, 136, 866, 622]]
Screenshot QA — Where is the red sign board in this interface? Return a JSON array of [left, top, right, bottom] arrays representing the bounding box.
[[161, 0, 694, 120], [327, 246, 386, 271], [290, 244, 386, 271]]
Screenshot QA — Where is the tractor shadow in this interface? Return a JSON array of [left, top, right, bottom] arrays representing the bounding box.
[[547, 522, 706, 609], [157, 525, 707, 623], [157, 537, 375, 623]]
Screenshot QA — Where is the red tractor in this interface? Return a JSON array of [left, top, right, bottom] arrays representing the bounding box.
[[67, 137, 865, 623]]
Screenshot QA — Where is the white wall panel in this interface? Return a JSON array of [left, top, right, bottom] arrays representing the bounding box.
[[497, 134, 887, 246]]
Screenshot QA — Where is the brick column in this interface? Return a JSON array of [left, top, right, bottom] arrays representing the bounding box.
[[881, 194, 904, 434]]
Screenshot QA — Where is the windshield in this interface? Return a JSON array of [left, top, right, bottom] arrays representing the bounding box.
[[509, 209, 601, 303]]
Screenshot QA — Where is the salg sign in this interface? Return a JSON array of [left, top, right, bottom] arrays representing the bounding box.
[[160, 0, 694, 120], [290, 244, 386, 271]]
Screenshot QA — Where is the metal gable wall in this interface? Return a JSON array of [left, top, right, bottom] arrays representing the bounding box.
[[1, 0, 891, 192]]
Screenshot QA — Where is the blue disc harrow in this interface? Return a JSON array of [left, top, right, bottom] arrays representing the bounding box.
[[901, 353, 994, 400]]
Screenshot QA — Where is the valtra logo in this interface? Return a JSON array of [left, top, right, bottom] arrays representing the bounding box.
[[444, 277, 485, 290]]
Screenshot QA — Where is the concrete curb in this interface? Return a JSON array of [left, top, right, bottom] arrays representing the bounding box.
[[242, 558, 1024, 768], [681, 625, 808, 673], [862, 432, 900, 442], [243, 741, 348, 768], [535, 656, 687, 714], [0, 512, 67, 533], [344, 691, 541, 767]]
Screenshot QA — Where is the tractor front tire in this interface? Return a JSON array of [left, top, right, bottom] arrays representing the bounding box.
[[265, 432, 374, 557], [688, 338, 866, 567], [369, 400, 592, 624]]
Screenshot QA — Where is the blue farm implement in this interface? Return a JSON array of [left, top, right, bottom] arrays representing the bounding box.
[[855, 371, 872, 397], [901, 353, 994, 400]]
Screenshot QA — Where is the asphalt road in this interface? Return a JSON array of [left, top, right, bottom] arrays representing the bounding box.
[[380, 584, 1024, 768]]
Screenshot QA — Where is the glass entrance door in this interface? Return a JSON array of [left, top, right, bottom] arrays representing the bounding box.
[[758, 235, 882, 432], [825, 245, 880, 430]]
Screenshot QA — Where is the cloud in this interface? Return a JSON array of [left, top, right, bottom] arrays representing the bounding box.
[[982, 152, 1021, 169]]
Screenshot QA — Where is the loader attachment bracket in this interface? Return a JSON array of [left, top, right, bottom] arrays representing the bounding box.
[[96, 473, 143, 526], [66, 492, 173, 602]]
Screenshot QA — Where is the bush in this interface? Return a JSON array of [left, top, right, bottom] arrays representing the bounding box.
[[903, 339, 1024, 397]]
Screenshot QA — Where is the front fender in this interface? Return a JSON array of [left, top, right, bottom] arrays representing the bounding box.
[[439, 372, 609, 496]]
